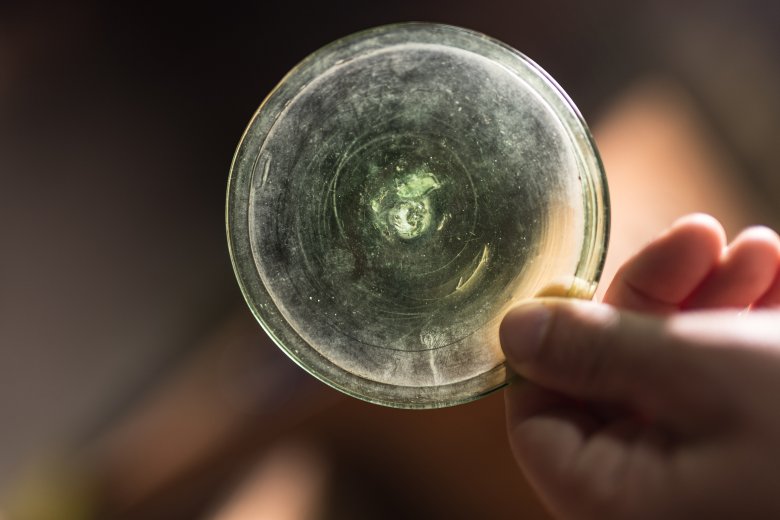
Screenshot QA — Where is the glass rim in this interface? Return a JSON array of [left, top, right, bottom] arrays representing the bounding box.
[[226, 22, 610, 409]]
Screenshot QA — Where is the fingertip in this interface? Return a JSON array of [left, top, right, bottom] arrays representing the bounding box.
[[500, 302, 554, 366], [755, 271, 780, 308], [669, 213, 727, 245], [604, 214, 726, 311], [684, 226, 780, 309], [746, 227, 780, 308], [500, 300, 613, 371], [662, 213, 727, 262], [501, 299, 636, 400], [734, 225, 780, 253]]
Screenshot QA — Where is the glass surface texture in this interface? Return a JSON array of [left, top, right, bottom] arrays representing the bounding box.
[[227, 24, 609, 408]]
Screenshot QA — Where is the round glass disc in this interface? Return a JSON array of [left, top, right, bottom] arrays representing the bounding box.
[[226, 23, 609, 408]]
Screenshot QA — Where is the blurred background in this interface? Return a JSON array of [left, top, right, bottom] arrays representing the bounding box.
[[1, 1, 779, 518]]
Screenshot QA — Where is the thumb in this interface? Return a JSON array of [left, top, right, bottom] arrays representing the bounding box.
[[499, 300, 743, 426]]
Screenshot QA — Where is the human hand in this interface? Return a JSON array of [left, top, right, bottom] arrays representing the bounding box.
[[501, 214, 780, 519]]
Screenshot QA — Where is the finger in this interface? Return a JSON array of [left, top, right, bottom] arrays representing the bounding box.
[[505, 382, 601, 517], [690, 226, 780, 309], [506, 382, 662, 519], [603, 214, 725, 313], [755, 269, 780, 308], [499, 300, 746, 428], [506, 381, 637, 479], [683, 226, 780, 309], [501, 301, 667, 407], [505, 382, 600, 469]]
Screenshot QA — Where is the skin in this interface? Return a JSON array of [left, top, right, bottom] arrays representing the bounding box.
[[500, 214, 780, 519]]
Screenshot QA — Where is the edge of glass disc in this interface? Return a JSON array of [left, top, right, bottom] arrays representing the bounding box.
[[226, 22, 610, 409]]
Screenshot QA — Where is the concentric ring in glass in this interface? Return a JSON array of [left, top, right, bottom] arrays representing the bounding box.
[[226, 23, 609, 408]]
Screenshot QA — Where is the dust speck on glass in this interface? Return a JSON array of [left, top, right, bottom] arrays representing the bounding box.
[[226, 23, 609, 408]]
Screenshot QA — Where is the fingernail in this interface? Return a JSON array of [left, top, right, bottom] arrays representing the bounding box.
[[499, 303, 552, 363]]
